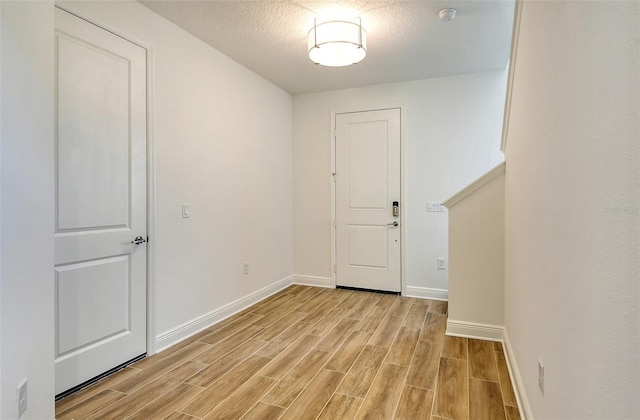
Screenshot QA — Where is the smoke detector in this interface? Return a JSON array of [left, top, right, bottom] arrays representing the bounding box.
[[439, 8, 457, 22]]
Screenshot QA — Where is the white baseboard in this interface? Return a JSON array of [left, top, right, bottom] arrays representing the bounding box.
[[445, 319, 504, 342], [404, 286, 448, 301], [293, 275, 332, 288], [154, 275, 294, 352], [503, 329, 533, 420]]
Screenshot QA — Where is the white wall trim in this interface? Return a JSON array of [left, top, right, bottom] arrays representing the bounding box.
[[145, 45, 157, 356], [445, 319, 504, 341], [330, 110, 337, 289], [293, 275, 333, 288], [500, 0, 523, 153], [404, 286, 448, 301], [154, 275, 293, 352], [55, 3, 151, 50], [443, 162, 506, 208], [503, 329, 533, 420]]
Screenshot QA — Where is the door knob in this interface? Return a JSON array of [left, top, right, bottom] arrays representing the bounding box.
[[387, 221, 399, 227], [131, 236, 147, 245]]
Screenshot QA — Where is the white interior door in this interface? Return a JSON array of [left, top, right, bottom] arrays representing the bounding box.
[[335, 109, 401, 293], [54, 8, 147, 395]]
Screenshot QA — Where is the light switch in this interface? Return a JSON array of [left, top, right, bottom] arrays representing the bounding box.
[[182, 203, 191, 218], [427, 201, 446, 212]]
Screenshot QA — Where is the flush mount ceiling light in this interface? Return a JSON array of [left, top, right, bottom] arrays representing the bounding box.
[[439, 8, 457, 22], [308, 17, 367, 67]]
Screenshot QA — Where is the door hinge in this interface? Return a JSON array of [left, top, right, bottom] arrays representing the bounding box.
[[333, 219, 337, 228], [333, 264, 337, 273], [332, 128, 336, 137], [332, 172, 336, 181]]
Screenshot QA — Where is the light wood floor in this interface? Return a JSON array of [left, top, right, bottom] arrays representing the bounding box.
[[56, 285, 521, 420]]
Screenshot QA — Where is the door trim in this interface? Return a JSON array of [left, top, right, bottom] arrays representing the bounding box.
[[54, 3, 157, 356], [330, 105, 405, 295]]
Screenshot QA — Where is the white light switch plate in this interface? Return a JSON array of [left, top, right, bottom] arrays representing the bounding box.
[[182, 203, 191, 218], [427, 201, 446, 212]]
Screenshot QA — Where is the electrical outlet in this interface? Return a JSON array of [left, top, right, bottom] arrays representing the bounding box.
[[243, 262, 249, 275], [538, 359, 545, 395], [17, 379, 27, 418], [437, 258, 447, 270]]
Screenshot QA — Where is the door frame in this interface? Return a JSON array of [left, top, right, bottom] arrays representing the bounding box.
[[330, 105, 406, 295], [54, 3, 158, 357]]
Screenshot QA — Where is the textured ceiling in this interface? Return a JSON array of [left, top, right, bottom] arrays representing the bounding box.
[[140, 0, 515, 94]]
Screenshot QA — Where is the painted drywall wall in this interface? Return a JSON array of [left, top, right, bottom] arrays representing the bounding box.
[[446, 164, 505, 330], [1, 1, 292, 414], [0, 0, 3, 412], [60, 1, 294, 344], [504, 1, 639, 418], [1, 1, 56, 418], [293, 71, 507, 296], [0, 0, 3, 410]]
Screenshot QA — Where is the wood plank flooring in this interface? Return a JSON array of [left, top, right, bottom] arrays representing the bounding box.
[[56, 285, 521, 420]]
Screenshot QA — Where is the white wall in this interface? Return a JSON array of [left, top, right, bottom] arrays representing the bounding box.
[[1, 2, 293, 416], [445, 163, 505, 331], [0, 0, 3, 412], [1, 1, 56, 418], [293, 71, 507, 296], [60, 0, 294, 344], [504, 1, 639, 418]]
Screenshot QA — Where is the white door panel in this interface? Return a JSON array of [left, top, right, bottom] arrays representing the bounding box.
[[56, 256, 130, 355], [336, 109, 401, 292], [56, 32, 131, 230], [347, 225, 389, 268], [347, 122, 388, 209], [55, 8, 147, 395]]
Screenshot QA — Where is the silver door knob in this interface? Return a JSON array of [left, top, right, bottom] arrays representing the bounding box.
[[131, 236, 147, 245], [387, 221, 399, 227]]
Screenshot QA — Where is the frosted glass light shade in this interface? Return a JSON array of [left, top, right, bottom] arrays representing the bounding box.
[[308, 19, 367, 67]]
